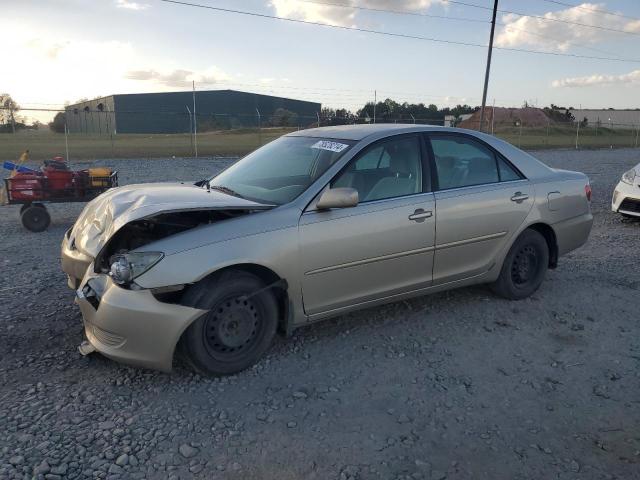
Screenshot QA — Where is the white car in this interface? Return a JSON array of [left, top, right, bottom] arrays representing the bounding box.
[[612, 163, 640, 218]]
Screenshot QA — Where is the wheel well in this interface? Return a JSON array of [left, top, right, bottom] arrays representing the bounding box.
[[197, 264, 290, 334], [527, 223, 558, 268]]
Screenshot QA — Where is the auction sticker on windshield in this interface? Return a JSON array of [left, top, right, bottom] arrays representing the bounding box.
[[311, 140, 349, 153]]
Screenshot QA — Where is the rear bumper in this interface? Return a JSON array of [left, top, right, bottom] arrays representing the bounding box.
[[612, 181, 640, 217], [76, 274, 205, 372], [553, 211, 593, 256]]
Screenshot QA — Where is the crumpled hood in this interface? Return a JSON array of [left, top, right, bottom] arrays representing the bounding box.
[[70, 182, 269, 258]]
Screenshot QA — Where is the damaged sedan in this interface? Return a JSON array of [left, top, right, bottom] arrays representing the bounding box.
[[62, 125, 593, 375]]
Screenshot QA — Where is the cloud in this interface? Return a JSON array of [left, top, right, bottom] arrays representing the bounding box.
[[552, 69, 640, 87], [270, 0, 437, 27], [495, 2, 640, 52], [125, 66, 231, 87], [116, 0, 150, 11], [0, 25, 141, 122]]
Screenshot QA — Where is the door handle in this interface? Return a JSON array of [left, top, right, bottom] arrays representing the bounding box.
[[408, 209, 432, 222], [510, 192, 529, 203]]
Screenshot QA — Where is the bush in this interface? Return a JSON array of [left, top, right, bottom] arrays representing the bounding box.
[[49, 112, 66, 133]]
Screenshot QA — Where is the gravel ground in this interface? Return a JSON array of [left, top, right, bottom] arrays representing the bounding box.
[[1, 149, 639, 480]]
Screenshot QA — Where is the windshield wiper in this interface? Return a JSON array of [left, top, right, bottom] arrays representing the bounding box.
[[209, 184, 245, 199]]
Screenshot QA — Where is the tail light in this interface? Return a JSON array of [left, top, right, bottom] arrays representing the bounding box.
[[585, 184, 592, 202]]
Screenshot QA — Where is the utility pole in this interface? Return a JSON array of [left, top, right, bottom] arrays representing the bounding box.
[[192, 80, 198, 158], [256, 108, 262, 147], [373, 90, 377, 124], [186, 106, 193, 156], [479, 0, 498, 133]]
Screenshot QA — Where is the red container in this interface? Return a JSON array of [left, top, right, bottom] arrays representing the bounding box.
[[44, 168, 74, 191], [7, 173, 45, 201]]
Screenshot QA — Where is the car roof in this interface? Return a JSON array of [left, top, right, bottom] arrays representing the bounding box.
[[287, 124, 459, 141], [287, 123, 557, 180]]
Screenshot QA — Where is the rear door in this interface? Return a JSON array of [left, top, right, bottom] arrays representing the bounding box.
[[426, 133, 534, 284], [299, 134, 436, 316]]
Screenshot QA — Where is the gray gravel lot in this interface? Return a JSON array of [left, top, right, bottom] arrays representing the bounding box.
[[1, 149, 639, 480]]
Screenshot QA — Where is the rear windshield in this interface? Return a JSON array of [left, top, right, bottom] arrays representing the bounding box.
[[210, 136, 354, 205]]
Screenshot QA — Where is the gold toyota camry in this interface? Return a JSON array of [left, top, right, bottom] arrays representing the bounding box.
[[61, 125, 593, 375]]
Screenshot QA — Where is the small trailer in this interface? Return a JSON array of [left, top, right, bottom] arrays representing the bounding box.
[[2, 159, 118, 232]]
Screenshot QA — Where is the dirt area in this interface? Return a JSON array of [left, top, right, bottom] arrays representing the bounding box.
[[459, 107, 552, 129], [1, 149, 639, 480]]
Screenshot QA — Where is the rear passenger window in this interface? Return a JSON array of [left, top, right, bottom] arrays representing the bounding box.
[[429, 135, 521, 190]]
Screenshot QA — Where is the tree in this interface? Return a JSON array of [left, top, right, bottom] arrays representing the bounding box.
[[0, 93, 20, 133], [49, 112, 67, 133], [543, 104, 574, 124], [270, 108, 298, 127]]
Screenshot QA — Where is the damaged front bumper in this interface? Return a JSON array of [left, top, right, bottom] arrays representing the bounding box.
[[61, 229, 93, 289], [75, 274, 205, 372]]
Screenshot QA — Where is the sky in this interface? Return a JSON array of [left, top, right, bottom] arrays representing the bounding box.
[[2, 0, 640, 124]]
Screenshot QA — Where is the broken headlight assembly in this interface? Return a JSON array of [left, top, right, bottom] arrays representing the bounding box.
[[109, 252, 164, 285]]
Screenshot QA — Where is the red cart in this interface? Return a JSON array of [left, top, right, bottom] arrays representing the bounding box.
[[3, 159, 118, 232]]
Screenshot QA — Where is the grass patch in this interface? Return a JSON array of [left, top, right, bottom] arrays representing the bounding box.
[[0, 128, 297, 162], [1, 126, 638, 162]]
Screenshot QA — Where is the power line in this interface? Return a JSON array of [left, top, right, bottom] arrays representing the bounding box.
[[296, 0, 628, 57], [155, 0, 640, 63], [443, 0, 640, 36], [295, 0, 490, 23], [497, 23, 618, 56], [540, 0, 640, 22]]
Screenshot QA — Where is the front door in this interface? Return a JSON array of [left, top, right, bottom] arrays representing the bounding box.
[[426, 133, 534, 284], [299, 134, 436, 316]]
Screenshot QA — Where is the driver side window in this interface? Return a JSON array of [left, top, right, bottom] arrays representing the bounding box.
[[332, 136, 423, 203]]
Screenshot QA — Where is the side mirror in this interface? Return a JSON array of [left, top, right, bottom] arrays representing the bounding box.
[[316, 187, 359, 210]]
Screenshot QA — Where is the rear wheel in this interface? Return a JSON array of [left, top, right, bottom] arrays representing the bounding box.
[[21, 205, 51, 232], [491, 229, 549, 300], [180, 271, 278, 376]]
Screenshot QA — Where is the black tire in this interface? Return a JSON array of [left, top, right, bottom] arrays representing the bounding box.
[[180, 270, 278, 376], [19, 203, 31, 215], [21, 205, 51, 232], [491, 229, 549, 300]]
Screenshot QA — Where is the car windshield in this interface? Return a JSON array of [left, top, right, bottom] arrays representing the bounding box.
[[208, 136, 354, 205]]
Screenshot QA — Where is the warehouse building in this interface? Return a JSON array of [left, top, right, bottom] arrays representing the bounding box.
[[65, 90, 321, 134], [569, 109, 640, 129]]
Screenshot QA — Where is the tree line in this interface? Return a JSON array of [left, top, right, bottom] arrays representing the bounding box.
[[320, 99, 479, 126]]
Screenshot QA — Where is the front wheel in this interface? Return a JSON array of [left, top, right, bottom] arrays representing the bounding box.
[[180, 271, 278, 376], [491, 229, 549, 300]]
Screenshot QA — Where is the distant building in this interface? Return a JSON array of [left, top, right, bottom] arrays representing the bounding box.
[[569, 109, 640, 129], [65, 90, 322, 134]]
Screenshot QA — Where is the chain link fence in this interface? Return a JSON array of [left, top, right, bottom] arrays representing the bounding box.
[[2, 108, 639, 161]]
